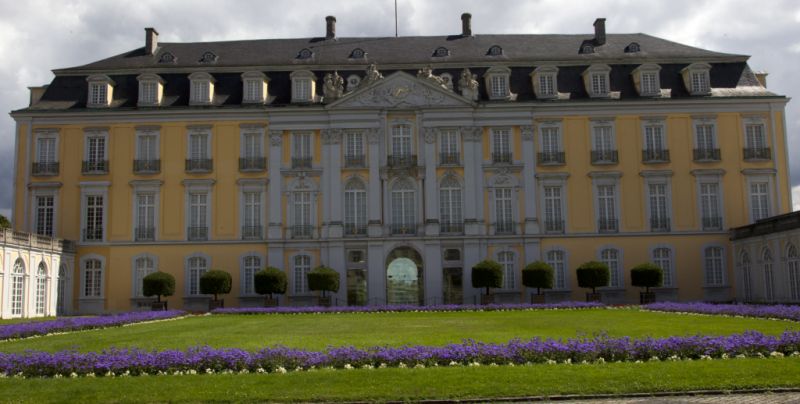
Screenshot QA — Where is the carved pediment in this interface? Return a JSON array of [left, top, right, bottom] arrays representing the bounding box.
[[327, 71, 474, 109]]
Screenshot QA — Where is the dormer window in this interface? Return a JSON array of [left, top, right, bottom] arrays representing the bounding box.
[[86, 74, 114, 108], [158, 52, 176, 64], [297, 48, 313, 60], [349, 48, 366, 59], [136, 73, 165, 106], [487, 45, 503, 56], [583, 64, 611, 98], [625, 42, 641, 53], [290, 70, 316, 103], [531, 66, 559, 99], [484, 66, 512, 100], [681, 63, 711, 95], [241, 71, 268, 104], [632, 64, 661, 97], [199, 51, 217, 64], [188, 72, 215, 105], [433, 46, 450, 57], [581, 44, 594, 54]]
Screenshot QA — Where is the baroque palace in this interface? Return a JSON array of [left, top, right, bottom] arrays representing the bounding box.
[[3, 14, 795, 317]]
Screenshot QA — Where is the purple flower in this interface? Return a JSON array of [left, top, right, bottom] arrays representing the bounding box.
[[644, 302, 800, 322], [0, 310, 185, 341]]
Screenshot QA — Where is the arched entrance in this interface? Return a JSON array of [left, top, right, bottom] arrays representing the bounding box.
[[386, 247, 423, 305]]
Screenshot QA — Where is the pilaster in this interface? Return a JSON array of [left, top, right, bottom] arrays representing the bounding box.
[[423, 127, 439, 236], [267, 130, 283, 240], [520, 125, 540, 234]]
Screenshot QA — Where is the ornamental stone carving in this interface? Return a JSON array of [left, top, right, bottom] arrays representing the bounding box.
[[321, 129, 342, 145], [268, 130, 283, 146], [323, 71, 344, 102], [459, 68, 479, 101], [423, 128, 437, 144], [367, 128, 381, 144], [460, 126, 482, 142], [520, 125, 534, 141], [417, 65, 447, 88], [360, 64, 384, 87]]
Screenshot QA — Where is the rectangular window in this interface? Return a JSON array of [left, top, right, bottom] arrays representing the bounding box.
[[242, 256, 260, 295], [597, 185, 617, 232], [294, 79, 311, 102], [644, 125, 664, 152], [242, 132, 262, 159], [90, 83, 107, 105], [539, 74, 555, 96], [591, 73, 608, 95], [135, 193, 156, 241], [492, 129, 511, 163], [140, 81, 158, 104], [242, 191, 262, 239], [187, 257, 207, 296], [133, 258, 155, 297], [391, 125, 412, 157], [546, 250, 566, 289], [704, 247, 724, 286], [541, 127, 560, 154], [641, 72, 658, 95], [750, 182, 770, 222], [439, 130, 459, 161], [499, 252, 515, 290], [602, 249, 620, 288], [84, 261, 102, 297], [188, 192, 208, 240], [137, 134, 158, 161], [189, 133, 209, 160], [244, 79, 262, 102], [345, 132, 364, 158], [292, 192, 312, 237], [37, 137, 57, 163], [85, 195, 104, 241], [745, 124, 766, 150], [35, 195, 55, 237], [86, 136, 106, 163], [293, 255, 311, 295], [691, 72, 709, 93], [391, 188, 415, 231], [494, 188, 513, 233], [490, 75, 508, 98], [648, 183, 669, 231], [191, 81, 210, 103], [653, 248, 673, 287], [439, 183, 462, 232], [696, 124, 715, 150], [344, 188, 367, 234], [293, 133, 312, 158], [700, 182, 722, 230], [593, 125, 614, 153], [543, 186, 563, 233]]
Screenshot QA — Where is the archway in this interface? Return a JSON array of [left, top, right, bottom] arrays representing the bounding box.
[[386, 247, 423, 305]]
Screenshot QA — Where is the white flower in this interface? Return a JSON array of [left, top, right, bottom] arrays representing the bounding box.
[[649, 356, 660, 362], [756, 352, 765, 359], [735, 354, 747, 359], [344, 364, 354, 370], [53, 374, 61, 379], [379, 363, 387, 369], [791, 352, 800, 357], [700, 355, 712, 361], [104, 371, 113, 377], [634, 360, 643, 364], [770, 351, 785, 358], [488, 363, 498, 367], [188, 369, 198, 375], [414, 364, 425, 369], [546, 359, 557, 365], [294, 367, 303, 372], [256, 368, 266, 374], [563, 358, 572, 365], [398, 362, 407, 369], [86, 372, 95, 378], [275, 367, 287, 374], [205, 368, 214, 374], [361, 364, 374, 370], [595, 358, 605, 364], [507, 362, 515, 367], [448, 361, 459, 367], [238, 369, 249, 374], [122, 370, 130, 377]]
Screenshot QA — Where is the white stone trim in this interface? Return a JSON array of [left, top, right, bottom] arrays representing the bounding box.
[[188, 72, 215, 105], [86, 74, 114, 108], [681, 63, 712, 95], [239, 251, 265, 297], [183, 252, 211, 296], [78, 253, 106, 299], [134, 126, 160, 160], [483, 66, 513, 101], [136, 73, 165, 106], [530, 65, 559, 99], [79, 182, 109, 244], [130, 253, 158, 298], [582, 64, 611, 98], [241, 71, 269, 104], [631, 64, 662, 97]]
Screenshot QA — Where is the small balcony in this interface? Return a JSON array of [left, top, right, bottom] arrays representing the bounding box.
[[133, 159, 161, 174], [439, 152, 461, 166], [439, 221, 464, 234], [642, 149, 670, 163], [597, 218, 618, 233], [537, 152, 565, 166], [135, 226, 156, 241], [650, 217, 671, 232], [241, 225, 262, 240], [185, 158, 213, 173], [494, 221, 516, 235], [544, 219, 564, 234], [390, 223, 417, 236], [239, 157, 266, 171], [387, 154, 417, 168], [491, 152, 513, 164], [32, 162, 59, 176], [591, 150, 618, 165], [343, 223, 367, 236], [82, 228, 103, 242], [702, 216, 723, 231], [743, 147, 771, 161], [693, 148, 721, 162], [291, 225, 314, 239], [82, 160, 109, 175], [344, 154, 366, 168], [291, 156, 312, 169], [187, 226, 208, 241]]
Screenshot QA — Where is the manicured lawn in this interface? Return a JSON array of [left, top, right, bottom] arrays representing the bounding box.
[[1, 308, 798, 353], [1, 359, 799, 402]]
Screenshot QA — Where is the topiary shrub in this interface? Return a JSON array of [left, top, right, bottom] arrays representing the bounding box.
[[522, 261, 554, 295], [142, 271, 175, 303], [199, 269, 232, 301], [307, 266, 340, 298], [576, 261, 610, 294], [254, 267, 287, 299], [630, 263, 663, 293], [471, 260, 503, 296]]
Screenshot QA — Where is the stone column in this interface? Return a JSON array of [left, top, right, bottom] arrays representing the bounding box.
[[367, 242, 385, 305], [462, 126, 484, 235], [367, 128, 383, 237], [267, 130, 284, 240], [320, 129, 331, 238], [422, 127, 439, 236], [473, 127, 485, 234], [328, 241, 346, 306], [424, 241, 443, 305], [520, 125, 540, 234], [324, 129, 343, 238], [463, 239, 482, 304]]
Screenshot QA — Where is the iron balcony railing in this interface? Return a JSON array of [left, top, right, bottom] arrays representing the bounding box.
[[239, 157, 266, 171], [82, 160, 109, 174], [544, 219, 564, 234], [494, 221, 515, 235], [693, 148, 721, 161], [650, 216, 671, 232], [439, 152, 461, 165], [642, 149, 670, 163], [598, 218, 619, 233], [491, 152, 513, 164], [743, 147, 771, 160], [187, 226, 208, 241], [702, 216, 723, 231], [390, 223, 417, 235], [82, 228, 103, 242], [241, 225, 263, 240], [32, 162, 59, 176], [343, 223, 367, 236], [537, 152, 566, 165], [439, 222, 464, 234], [185, 158, 213, 172], [135, 227, 156, 241], [291, 225, 314, 239], [591, 150, 618, 164], [291, 156, 312, 169], [133, 159, 161, 174], [387, 154, 417, 168], [344, 154, 366, 168]]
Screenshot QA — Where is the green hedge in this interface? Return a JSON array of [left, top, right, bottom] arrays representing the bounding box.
[[200, 270, 232, 301], [307, 266, 340, 297], [576, 261, 610, 294], [522, 261, 554, 294], [142, 271, 175, 302], [471, 260, 503, 295], [630, 263, 663, 293], [254, 267, 287, 298]]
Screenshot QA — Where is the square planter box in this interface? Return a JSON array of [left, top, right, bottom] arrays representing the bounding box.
[[264, 297, 279, 307], [151, 301, 168, 311], [480, 294, 494, 305], [317, 296, 332, 307], [639, 292, 656, 304], [208, 299, 225, 311], [585, 292, 601, 302], [531, 294, 546, 304]]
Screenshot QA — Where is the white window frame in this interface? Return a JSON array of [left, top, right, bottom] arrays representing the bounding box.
[[438, 175, 463, 232], [590, 119, 616, 155], [743, 171, 776, 224], [438, 128, 460, 164], [186, 126, 212, 162], [344, 178, 368, 234], [484, 66, 512, 100], [538, 173, 568, 233], [389, 122, 413, 158], [389, 178, 416, 231], [641, 118, 667, 157], [583, 65, 611, 98], [490, 127, 512, 162], [538, 121, 563, 156], [240, 125, 265, 160], [238, 179, 267, 240], [80, 182, 109, 244], [787, 244, 800, 301], [86, 74, 114, 107], [682, 63, 711, 95], [590, 172, 621, 233], [344, 131, 365, 161], [184, 253, 210, 296], [183, 180, 214, 241], [135, 127, 160, 161], [240, 253, 264, 296], [631, 64, 661, 97], [641, 172, 673, 232], [290, 70, 316, 103], [188, 72, 215, 105], [131, 254, 158, 298], [136, 73, 164, 106], [292, 254, 313, 296], [693, 117, 718, 160], [30, 186, 58, 237], [743, 116, 769, 159], [35, 129, 59, 165], [694, 172, 724, 231], [598, 247, 623, 289], [651, 245, 675, 287], [79, 254, 105, 299], [497, 250, 516, 290], [545, 248, 569, 291], [9, 258, 26, 317], [35, 262, 48, 315], [703, 245, 726, 287], [83, 128, 109, 167], [241, 71, 268, 104], [531, 66, 558, 99], [291, 131, 313, 159], [131, 180, 161, 242]]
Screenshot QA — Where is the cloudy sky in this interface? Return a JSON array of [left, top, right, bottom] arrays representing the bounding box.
[[1, 0, 799, 219]]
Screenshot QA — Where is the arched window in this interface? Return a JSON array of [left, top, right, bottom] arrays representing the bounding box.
[[133, 256, 156, 297], [625, 42, 641, 53], [498, 251, 515, 290], [439, 177, 463, 233], [11, 259, 25, 317], [763, 248, 774, 301], [601, 248, 621, 288], [344, 179, 367, 235], [787, 245, 799, 301], [83, 258, 103, 298], [487, 45, 503, 56], [242, 255, 261, 295], [391, 179, 416, 235], [546, 250, 566, 289], [186, 256, 208, 296], [293, 255, 311, 295], [652, 247, 673, 287], [740, 250, 752, 301], [433, 46, 450, 57], [704, 246, 725, 286], [35, 262, 48, 315], [57, 263, 68, 315]]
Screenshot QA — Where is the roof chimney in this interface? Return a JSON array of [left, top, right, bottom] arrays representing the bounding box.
[[461, 13, 472, 36], [28, 85, 47, 107], [593, 18, 606, 46], [145, 27, 159, 55], [325, 16, 336, 40], [755, 71, 768, 88]]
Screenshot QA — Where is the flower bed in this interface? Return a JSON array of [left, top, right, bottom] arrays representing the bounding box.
[[0, 311, 186, 341], [2, 331, 799, 378], [213, 302, 603, 315], [644, 302, 800, 322]]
